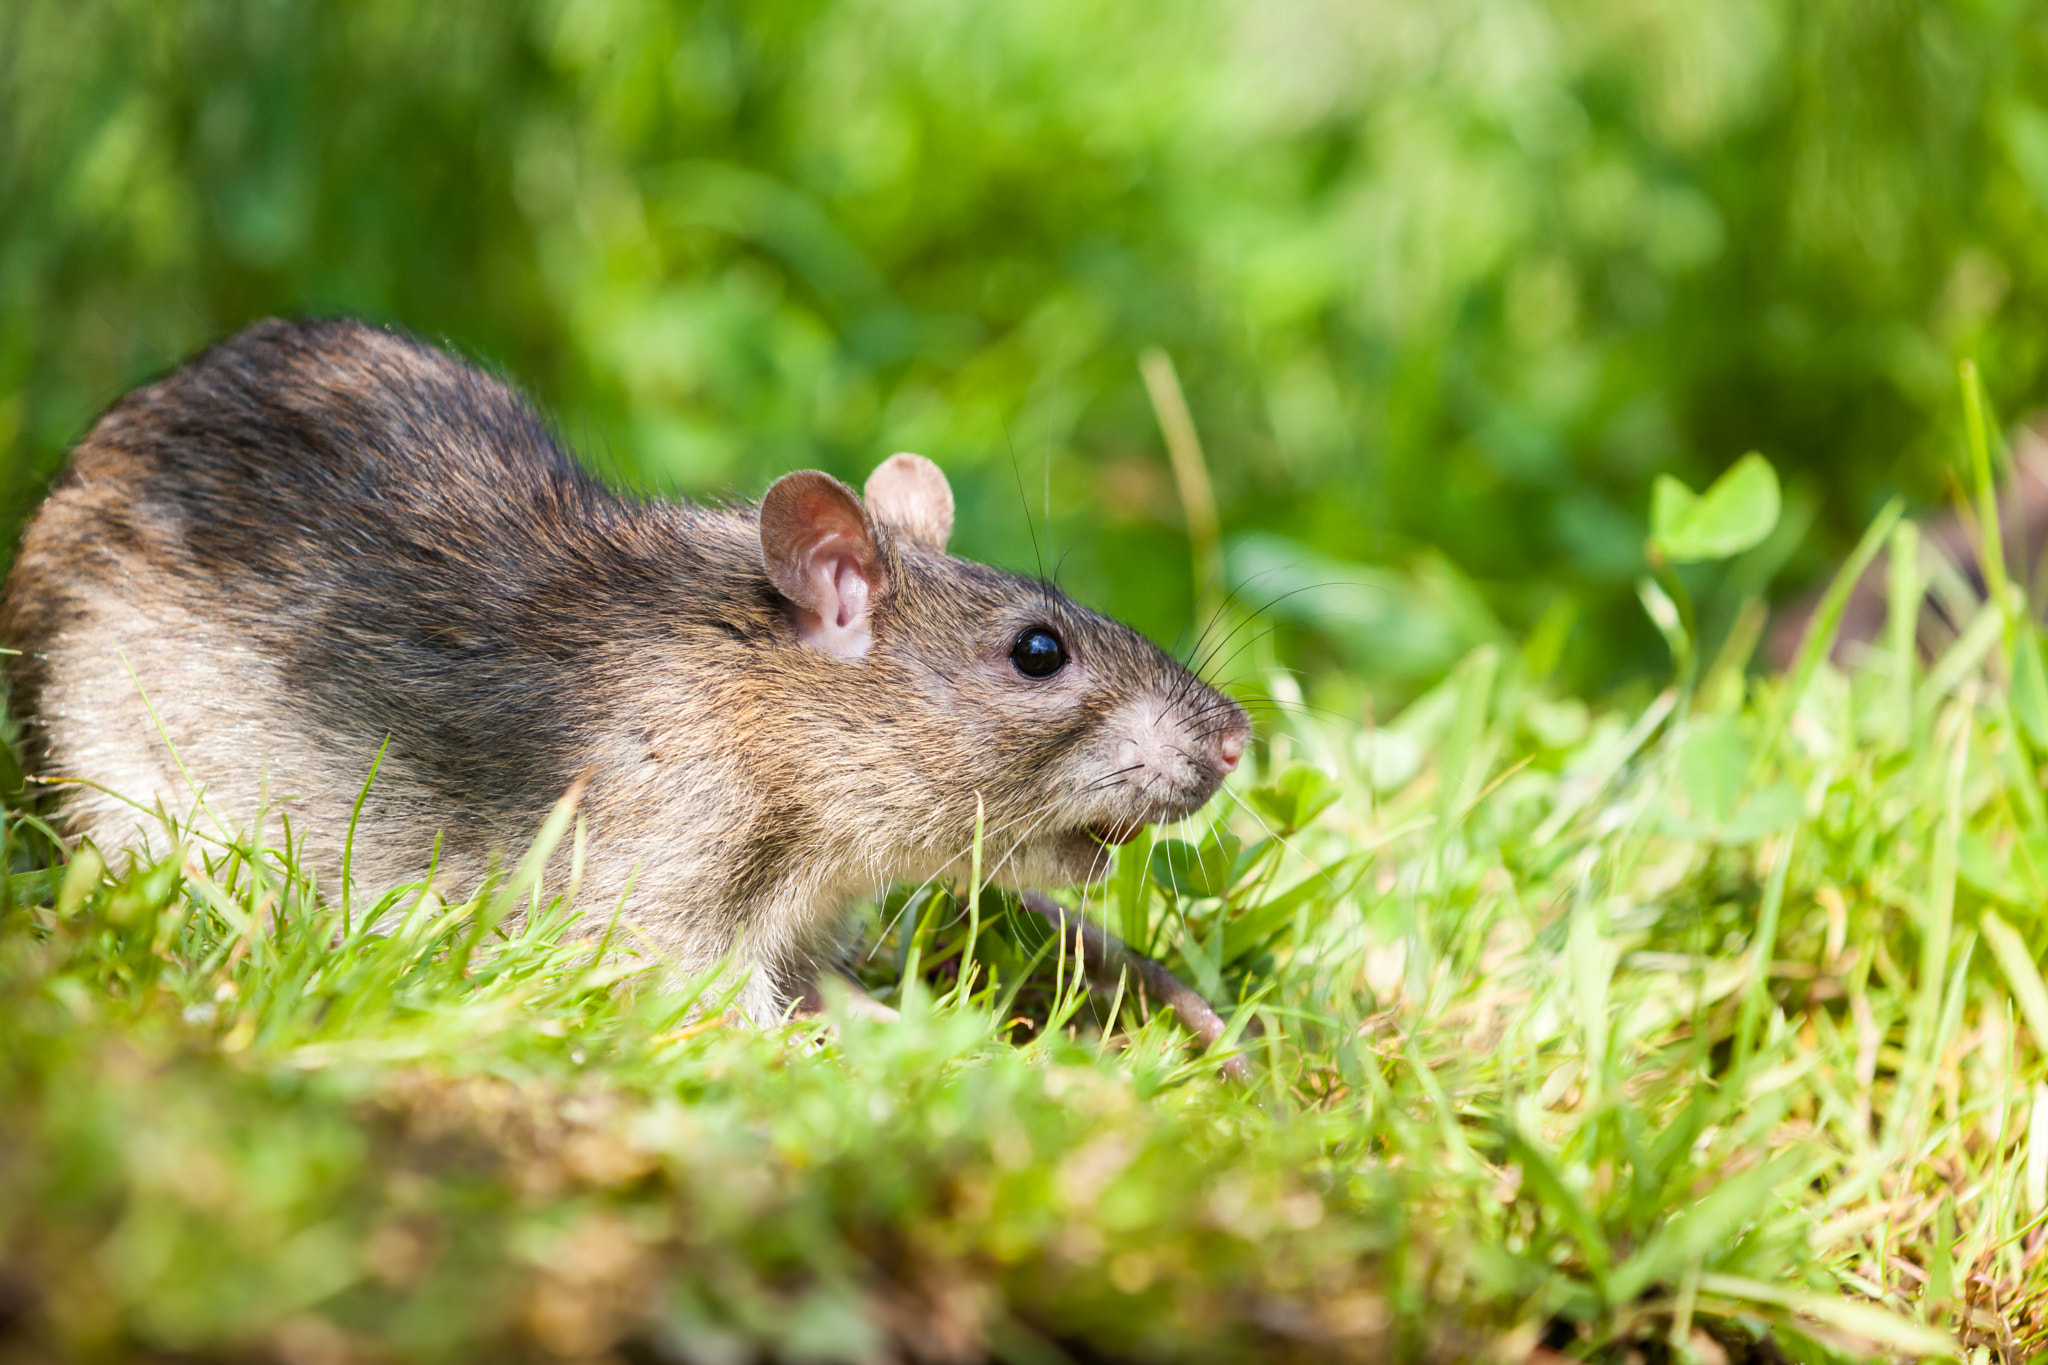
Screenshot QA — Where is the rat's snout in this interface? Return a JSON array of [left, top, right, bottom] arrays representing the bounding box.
[[1201, 700, 1252, 780], [1104, 689, 1251, 823], [1196, 695, 1253, 777]]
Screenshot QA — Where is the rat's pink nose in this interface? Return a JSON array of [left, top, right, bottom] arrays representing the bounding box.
[[1216, 731, 1245, 772]]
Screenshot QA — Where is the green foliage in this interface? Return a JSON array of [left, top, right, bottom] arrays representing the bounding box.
[[1651, 453, 1782, 565], [1247, 763, 1342, 836], [10, 0, 2048, 693]]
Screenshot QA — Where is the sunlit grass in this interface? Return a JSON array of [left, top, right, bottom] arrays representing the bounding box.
[[5, 548, 2047, 1362], [6, 423, 2048, 1358]]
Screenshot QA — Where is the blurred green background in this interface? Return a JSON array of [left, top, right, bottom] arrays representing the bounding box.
[[7, 0, 2048, 702]]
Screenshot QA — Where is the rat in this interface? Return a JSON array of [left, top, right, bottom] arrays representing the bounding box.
[[1, 318, 1251, 1023]]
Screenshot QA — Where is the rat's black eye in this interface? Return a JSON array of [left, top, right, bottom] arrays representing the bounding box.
[[1010, 627, 1067, 679]]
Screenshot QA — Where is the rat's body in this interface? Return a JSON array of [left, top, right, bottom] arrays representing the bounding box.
[[3, 319, 1248, 1020]]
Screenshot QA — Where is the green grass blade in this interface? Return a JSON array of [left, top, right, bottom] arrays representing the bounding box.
[[1777, 498, 1905, 731], [1983, 910, 2048, 1060], [1697, 1274, 1958, 1358]]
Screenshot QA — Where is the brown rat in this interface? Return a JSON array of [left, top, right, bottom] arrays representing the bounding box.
[[1, 318, 1251, 1022]]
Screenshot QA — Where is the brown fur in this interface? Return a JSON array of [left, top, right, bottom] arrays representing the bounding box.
[[1, 319, 1250, 1021]]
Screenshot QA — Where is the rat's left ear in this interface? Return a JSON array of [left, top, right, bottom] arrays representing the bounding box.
[[863, 452, 954, 551], [760, 471, 887, 658]]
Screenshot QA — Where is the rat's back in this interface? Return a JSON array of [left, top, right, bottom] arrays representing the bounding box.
[[1, 318, 641, 872]]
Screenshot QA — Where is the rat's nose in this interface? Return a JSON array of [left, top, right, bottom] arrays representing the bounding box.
[[1216, 729, 1245, 772]]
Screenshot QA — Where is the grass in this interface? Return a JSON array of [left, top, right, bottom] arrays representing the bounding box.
[[5, 504, 2048, 1362]]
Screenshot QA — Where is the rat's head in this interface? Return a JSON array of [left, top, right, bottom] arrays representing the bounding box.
[[758, 453, 1251, 887]]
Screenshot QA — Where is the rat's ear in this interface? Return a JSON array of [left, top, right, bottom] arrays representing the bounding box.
[[759, 471, 887, 659], [863, 452, 953, 551]]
